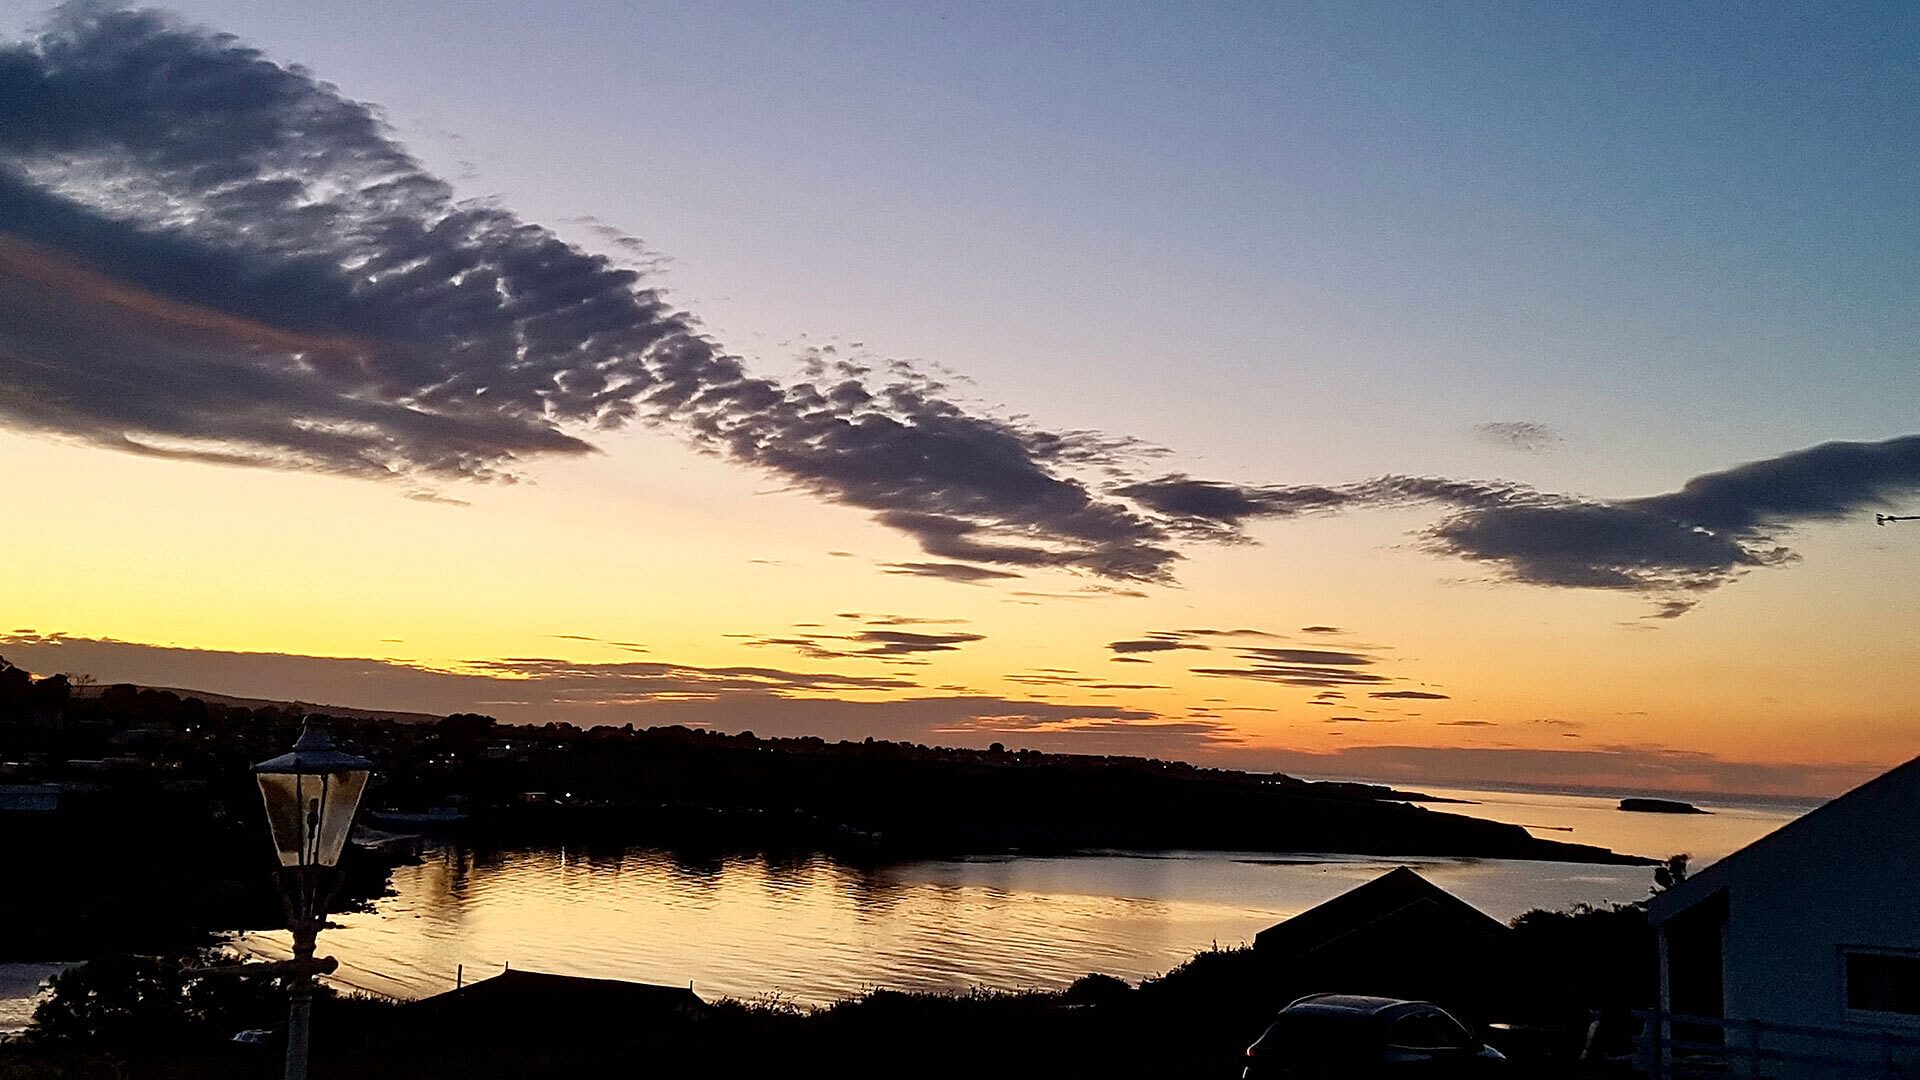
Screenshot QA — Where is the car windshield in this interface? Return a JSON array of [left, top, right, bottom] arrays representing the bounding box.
[[1254, 1010, 1373, 1055], [1386, 1011, 1473, 1051]]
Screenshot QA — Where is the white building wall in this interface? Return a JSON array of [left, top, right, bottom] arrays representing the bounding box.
[[1707, 766, 1920, 1076]]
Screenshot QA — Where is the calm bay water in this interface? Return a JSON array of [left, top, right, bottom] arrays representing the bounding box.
[[230, 786, 1804, 1006], [1, 785, 1808, 1031], [1401, 784, 1810, 868]]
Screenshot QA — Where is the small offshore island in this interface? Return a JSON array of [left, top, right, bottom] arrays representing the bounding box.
[[1619, 796, 1710, 815]]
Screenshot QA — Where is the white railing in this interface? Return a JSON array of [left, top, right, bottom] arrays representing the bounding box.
[[1637, 1009, 1920, 1078]]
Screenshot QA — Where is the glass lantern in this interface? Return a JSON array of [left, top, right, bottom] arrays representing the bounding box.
[[252, 719, 374, 869]]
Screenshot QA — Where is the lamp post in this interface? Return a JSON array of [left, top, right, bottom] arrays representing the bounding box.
[[252, 717, 373, 1080]]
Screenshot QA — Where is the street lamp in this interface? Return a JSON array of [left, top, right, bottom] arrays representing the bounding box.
[[252, 717, 373, 1080]]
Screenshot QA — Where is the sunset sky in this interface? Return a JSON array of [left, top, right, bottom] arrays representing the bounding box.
[[1, 2, 1916, 797]]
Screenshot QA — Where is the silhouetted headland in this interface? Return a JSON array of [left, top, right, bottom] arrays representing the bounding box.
[[1, 664, 1647, 961]]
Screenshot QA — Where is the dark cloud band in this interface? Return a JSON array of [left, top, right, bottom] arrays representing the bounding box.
[[1119, 440, 1920, 612], [0, 8, 1178, 580], [1, 9, 1912, 608]]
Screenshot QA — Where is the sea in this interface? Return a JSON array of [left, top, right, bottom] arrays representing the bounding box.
[[0, 784, 1810, 1032]]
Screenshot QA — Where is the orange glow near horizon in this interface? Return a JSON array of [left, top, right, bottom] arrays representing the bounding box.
[[5, 412, 1915, 800], [1, 10, 1915, 804]]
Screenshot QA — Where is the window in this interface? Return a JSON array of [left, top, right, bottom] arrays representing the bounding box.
[[1387, 1010, 1473, 1051], [1845, 951, 1920, 1017]]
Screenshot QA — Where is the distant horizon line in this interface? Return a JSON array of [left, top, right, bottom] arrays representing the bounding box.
[[1289, 771, 1830, 813]]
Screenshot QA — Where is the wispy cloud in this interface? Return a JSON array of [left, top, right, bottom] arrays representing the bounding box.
[[0, 8, 1178, 581], [742, 628, 986, 661], [1193, 666, 1391, 688], [932, 715, 1242, 757], [551, 634, 648, 653], [0, 9, 1911, 608], [0, 631, 1889, 796], [0, 631, 1169, 749], [1237, 647, 1374, 666], [1473, 421, 1563, 453], [1121, 439, 1920, 613], [1106, 636, 1203, 654], [1100, 626, 1443, 696], [881, 562, 1023, 583], [1003, 670, 1168, 691]]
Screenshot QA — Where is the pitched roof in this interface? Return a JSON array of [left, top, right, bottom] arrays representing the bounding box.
[[410, 969, 706, 1019], [1254, 866, 1508, 956], [1649, 753, 1920, 926]]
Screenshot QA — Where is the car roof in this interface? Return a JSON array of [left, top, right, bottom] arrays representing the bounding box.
[[1281, 994, 1436, 1020]]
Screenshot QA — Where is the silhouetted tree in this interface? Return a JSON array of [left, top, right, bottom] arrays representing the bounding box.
[[1651, 853, 1690, 894], [437, 712, 498, 746], [28, 672, 70, 718], [0, 656, 31, 719]]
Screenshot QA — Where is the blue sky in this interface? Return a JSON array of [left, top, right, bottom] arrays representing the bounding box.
[[13, 0, 1906, 493], [1, 2, 1916, 793]]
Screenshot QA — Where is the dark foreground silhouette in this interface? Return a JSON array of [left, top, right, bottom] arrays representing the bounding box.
[[2, 894, 1658, 1080]]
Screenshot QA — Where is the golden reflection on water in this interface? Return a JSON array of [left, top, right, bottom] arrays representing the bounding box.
[[236, 790, 1802, 1006], [1408, 785, 1813, 865]]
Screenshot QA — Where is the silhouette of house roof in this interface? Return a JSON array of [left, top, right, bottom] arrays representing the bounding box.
[[410, 969, 706, 1024], [1650, 754, 1920, 927], [1254, 866, 1508, 957]]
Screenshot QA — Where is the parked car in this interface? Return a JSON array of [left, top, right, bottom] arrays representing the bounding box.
[[1244, 994, 1509, 1078]]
